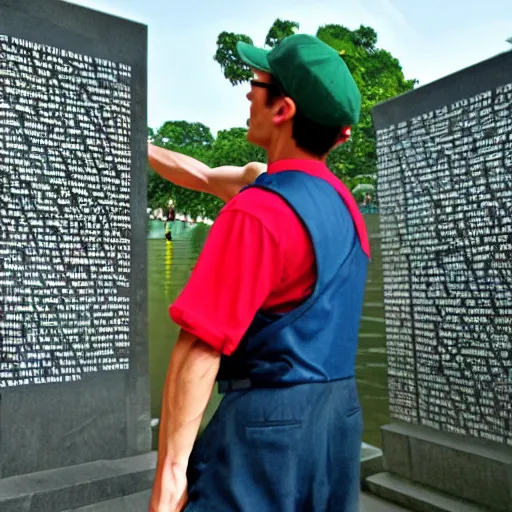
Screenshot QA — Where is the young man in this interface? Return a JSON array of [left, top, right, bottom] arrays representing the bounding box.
[[149, 34, 370, 512]]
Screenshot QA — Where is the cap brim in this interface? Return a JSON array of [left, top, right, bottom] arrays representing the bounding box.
[[236, 42, 271, 73]]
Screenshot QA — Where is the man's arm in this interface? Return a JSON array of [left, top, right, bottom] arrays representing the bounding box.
[[150, 329, 221, 511], [148, 143, 266, 203]]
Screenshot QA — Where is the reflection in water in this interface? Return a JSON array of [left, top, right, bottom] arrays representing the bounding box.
[[148, 215, 389, 448], [164, 240, 173, 299], [148, 222, 216, 450]]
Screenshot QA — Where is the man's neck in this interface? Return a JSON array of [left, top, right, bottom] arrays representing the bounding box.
[[266, 138, 326, 165]]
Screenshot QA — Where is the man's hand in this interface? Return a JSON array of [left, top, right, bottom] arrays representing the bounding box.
[[149, 460, 188, 512]]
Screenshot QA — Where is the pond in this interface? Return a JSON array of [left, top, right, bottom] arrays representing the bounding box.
[[148, 214, 388, 448]]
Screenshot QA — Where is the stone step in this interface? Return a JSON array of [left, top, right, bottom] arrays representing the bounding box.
[[70, 489, 411, 511], [68, 489, 152, 511], [360, 490, 411, 511], [366, 473, 485, 512], [0, 452, 156, 512]]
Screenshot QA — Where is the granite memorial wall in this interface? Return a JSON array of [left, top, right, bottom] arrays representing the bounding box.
[[0, 0, 149, 490], [373, 50, 512, 445]]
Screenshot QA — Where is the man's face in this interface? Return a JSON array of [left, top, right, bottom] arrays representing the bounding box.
[[246, 70, 276, 149]]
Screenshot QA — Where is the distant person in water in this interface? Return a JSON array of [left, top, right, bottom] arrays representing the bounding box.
[[164, 199, 176, 241], [148, 33, 369, 512], [362, 192, 373, 206], [167, 200, 176, 221]]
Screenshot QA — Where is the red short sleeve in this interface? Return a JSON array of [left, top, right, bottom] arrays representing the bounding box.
[[169, 205, 284, 356]]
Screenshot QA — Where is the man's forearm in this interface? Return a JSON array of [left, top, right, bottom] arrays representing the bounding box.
[[148, 143, 267, 203], [157, 329, 221, 471], [148, 143, 211, 194]]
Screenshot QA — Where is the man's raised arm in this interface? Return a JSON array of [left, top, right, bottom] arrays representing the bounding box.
[[148, 143, 266, 203]]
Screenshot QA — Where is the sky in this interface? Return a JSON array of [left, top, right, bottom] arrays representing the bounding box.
[[67, 0, 512, 136]]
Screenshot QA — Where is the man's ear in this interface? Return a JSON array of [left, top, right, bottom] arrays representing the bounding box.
[[272, 97, 296, 126], [332, 127, 352, 148]]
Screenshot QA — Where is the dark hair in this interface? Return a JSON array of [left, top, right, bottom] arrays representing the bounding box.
[[265, 76, 343, 157]]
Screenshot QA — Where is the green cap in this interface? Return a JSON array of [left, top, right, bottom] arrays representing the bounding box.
[[237, 34, 361, 127]]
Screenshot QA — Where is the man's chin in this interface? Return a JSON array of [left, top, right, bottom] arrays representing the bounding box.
[[246, 133, 262, 148], [246, 128, 267, 150]]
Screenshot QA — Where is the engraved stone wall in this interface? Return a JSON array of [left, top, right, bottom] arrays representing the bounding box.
[[0, 35, 132, 387], [376, 80, 512, 444]]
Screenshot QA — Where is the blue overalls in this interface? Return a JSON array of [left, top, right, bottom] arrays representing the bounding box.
[[185, 170, 369, 512]]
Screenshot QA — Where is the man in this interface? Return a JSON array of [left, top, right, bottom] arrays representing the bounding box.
[[149, 34, 370, 512]]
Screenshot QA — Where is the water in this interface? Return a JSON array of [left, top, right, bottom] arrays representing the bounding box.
[[355, 215, 389, 447], [148, 215, 388, 448]]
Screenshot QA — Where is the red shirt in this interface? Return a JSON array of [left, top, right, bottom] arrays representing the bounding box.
[[169, 159, 369, 355]]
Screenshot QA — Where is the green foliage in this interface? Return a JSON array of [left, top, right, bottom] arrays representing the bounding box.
[[318, 24, 417, 178], [147, 167, 170, 212], [213, 32, 254, 85], [350, 25, 377, 52], [209, 128, 266, 168], [265, 19, 299, 48], [152, 120, 214, 148]]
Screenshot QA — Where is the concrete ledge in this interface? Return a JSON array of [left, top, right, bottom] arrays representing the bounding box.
[[381, 425, 413, 479], [381, 422, 512, 510], [366, 473, 484, 512], [0, 452, 156, 512], [383, 422, 512, 463]]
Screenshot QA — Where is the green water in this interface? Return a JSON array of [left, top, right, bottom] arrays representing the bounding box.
[[148, 214, 388, 448]]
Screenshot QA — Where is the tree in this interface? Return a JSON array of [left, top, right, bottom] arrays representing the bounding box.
[[320, 24, 416, 180], [265, 19, 299, 48], [152, 120, 214, 148], [213, 19, 300, 85], [214, 32, 254, 85], [214, 20, 417, 181]]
